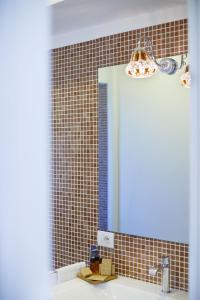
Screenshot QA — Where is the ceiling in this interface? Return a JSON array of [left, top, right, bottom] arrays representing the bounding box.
[[51, 0, 187, 36]]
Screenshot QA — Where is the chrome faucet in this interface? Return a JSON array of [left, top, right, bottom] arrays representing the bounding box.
[[161, 256, 170, 293], [149, 256, 170, 294]]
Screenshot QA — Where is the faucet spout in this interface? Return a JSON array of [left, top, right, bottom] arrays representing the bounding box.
[[161, 256, 170, 293]]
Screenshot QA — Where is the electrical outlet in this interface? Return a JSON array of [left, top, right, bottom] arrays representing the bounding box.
[[97, 231, 114, 248]]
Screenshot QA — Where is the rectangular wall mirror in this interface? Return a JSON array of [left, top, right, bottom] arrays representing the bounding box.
[[98, 55, 189, 243]]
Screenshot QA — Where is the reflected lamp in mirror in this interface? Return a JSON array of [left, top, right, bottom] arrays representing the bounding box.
[[181, 65, 191, 88]]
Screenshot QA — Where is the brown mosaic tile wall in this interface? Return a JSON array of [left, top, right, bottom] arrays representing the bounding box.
[[51, 19, 189, 291]]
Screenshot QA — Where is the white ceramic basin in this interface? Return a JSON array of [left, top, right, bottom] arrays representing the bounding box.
[[52, 276, 188, 300]]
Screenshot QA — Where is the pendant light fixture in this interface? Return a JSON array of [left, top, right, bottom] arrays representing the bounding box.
[[126, 47, 157, 79]]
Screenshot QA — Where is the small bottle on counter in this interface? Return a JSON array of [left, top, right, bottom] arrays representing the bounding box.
[[89, 245, 101, 274]]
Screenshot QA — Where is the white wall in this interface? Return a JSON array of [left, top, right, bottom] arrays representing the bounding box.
[[188, 0, 200, 298], [0, 1, 49, 300]]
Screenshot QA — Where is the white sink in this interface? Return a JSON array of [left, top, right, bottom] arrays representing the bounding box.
[[52, 276, 188, 300]]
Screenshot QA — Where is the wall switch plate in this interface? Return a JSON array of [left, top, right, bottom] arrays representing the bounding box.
[[97, 231, 114, 248]]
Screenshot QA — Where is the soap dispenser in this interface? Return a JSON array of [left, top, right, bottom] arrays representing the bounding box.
[[89, 245, 101, 274]]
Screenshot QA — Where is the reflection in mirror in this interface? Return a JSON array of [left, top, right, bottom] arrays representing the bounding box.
[[98, 55, 189, 243]]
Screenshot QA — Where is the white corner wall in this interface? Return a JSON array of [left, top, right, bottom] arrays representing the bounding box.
[[0, 1, 49, 300], [188, 0, 200, 299]]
